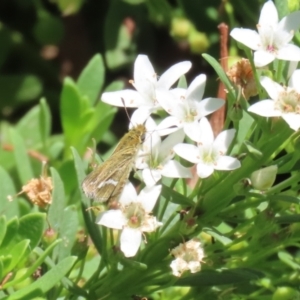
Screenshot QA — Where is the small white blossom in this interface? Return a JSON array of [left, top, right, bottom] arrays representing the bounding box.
[[102, 54, 192, 125], [248, 70, 300, 131], [96, 183, 162, 257], [170, 239, 204, 277], [174, 117, 241, 178], [230, 1, 300, 67], [156, 74, 224, 135], [136, 118, 192, 187]]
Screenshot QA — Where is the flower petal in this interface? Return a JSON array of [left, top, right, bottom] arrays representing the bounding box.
[[289, 69, 300, 92], [119, 182, 138, 205], [159, 128, 185, 160], [134, 55, 156, 88], [254, 50, 275, 67], [214, 129, 236, 154], [196, 162, 214, 178], [230, 28, 261, 50], [198, 117, 214, 145], [120, 227, 142, 257], [195, 97, 225, 119], [138, 184, 161, 211], [141, 216, 162, 232], [161, 160, 192, 178], [96, 210, 126, 229], [260, 76, 283, 101], [101, 90, 144, 107], [156, 116, 182, 135], [282, 113, 300, 131], [215, 156, 241, 171], [248, 100, 281, 117], [186, 74, 206, 102], [142, 168, 162, 187], [278, 11, 300, 32], [130, 107, 153, 128], [259, 1, 278, 27], [174, 143, 200, 164], [277, 44, 300, 62], [158, 61, 192, 89]]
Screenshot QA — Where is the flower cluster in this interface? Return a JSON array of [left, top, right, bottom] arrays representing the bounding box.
[[98, 54, 242, 271], [230, 1, 300, 131]]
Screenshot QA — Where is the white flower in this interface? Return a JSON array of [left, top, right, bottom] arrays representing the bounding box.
[[248, 70, 300, 131], [101, 54, 192, 125], [156, 74, 224, 135], [170, 239, 204, 277], [136, 118, 192, 187], [96, 183, 162, 257], [230, 1, 300, 67], [174, 117, 241, 178]]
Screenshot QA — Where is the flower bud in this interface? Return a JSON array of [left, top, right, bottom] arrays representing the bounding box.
[[170, 17, 193, 39], [250, 165, 278, 191], [188, 30, 210, 54], [228, 104, 243, 121], [42, 228, 58, 247], [272, 287, 300, 300]]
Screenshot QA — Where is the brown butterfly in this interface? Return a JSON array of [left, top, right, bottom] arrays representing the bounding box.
[[82, 124, 146, 203]]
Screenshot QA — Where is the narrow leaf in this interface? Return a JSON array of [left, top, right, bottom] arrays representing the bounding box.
[[39, 98, 51, 147], [77, 54, 105, 106], [0, 166, 19, 219], [6, 256, 77, 300], [48, 167, 66, 232], [9, 128, 34, 183]]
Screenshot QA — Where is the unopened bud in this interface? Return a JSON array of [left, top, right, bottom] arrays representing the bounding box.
[[250, 165, 278, 191], [188, 30, 210, 54]]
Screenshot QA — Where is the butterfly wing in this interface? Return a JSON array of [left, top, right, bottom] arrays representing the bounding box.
[[82, 152, 135, 202]]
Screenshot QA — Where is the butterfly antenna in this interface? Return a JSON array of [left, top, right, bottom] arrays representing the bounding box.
[[121, 98, 133, 127]]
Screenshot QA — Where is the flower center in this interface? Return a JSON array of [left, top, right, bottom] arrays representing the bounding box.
[[184, 109, 198, 122], [124, 202, 146, 228], [200, 146, 218, 164], [275, 88, 300, 113]]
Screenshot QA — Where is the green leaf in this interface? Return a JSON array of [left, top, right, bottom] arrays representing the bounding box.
[[71, 147, 103, 254], [176, 268, 264, 286], [87, 101, 117, 143], [77, 54, 105, 106], [278, 251, 300, 270], [0, 217, 19, 255], [0, 214, 45, 255], [16, 105, 42, 148], [3, 240, 62, 289], [0, 216, 6, 246], [6, 256, 77, 300], [204, 228, 232, 246], [48, 168, 66, 232], [56, 205, 79, 262], [162, 185, 194, 206], [269, 194, 300, 204], [0, 75, 42, 108], [0, 166, 19, 219], [17, 213, 45, 250], [39, 98, 51, 147], [275, 214, 300, 224], [5, 240, 30, 273], [9, 128, 34, 183], [202, 53, 236, 102], [60, 78, 82, 144]]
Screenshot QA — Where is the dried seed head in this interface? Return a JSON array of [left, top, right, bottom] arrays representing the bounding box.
[[227, 58, 258, 100]]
